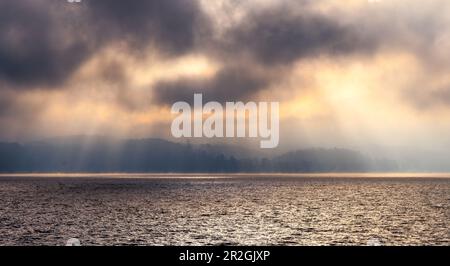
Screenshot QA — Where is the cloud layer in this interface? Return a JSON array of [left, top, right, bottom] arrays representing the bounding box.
[[1, 0, 450, 152], [0, 0, 208, 89]]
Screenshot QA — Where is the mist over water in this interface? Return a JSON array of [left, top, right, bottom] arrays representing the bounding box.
[[0, 174, 449, 246]]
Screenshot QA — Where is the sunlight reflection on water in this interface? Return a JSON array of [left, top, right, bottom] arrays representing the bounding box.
[[0, 174, 449, 245]]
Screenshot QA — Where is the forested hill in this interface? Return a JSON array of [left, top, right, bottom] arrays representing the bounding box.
[[0, 137, 397, 173]]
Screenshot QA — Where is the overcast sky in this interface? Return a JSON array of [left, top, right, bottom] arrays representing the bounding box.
[[1, 0, 450, 156]]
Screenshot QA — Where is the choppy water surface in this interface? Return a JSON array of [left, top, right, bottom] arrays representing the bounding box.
[[0, 174, 449, 246]]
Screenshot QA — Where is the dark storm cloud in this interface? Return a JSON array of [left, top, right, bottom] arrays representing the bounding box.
[[153, 66, 270, 105], [85, 0, 210, 55], [151, 6, 382, 105], [1, 0, 443, 111], [0, 0, 209, 89], [216, 7, 378, 65], [0, 0, 92, 88]]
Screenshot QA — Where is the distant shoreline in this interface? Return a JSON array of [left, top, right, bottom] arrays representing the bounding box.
[[1, 172, 450, 179]]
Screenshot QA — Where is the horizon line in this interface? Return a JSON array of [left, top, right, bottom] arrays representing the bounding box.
[[1, 172, 450, 179]]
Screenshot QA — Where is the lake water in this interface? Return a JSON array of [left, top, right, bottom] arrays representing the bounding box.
[[0, 174, 449, 246]]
